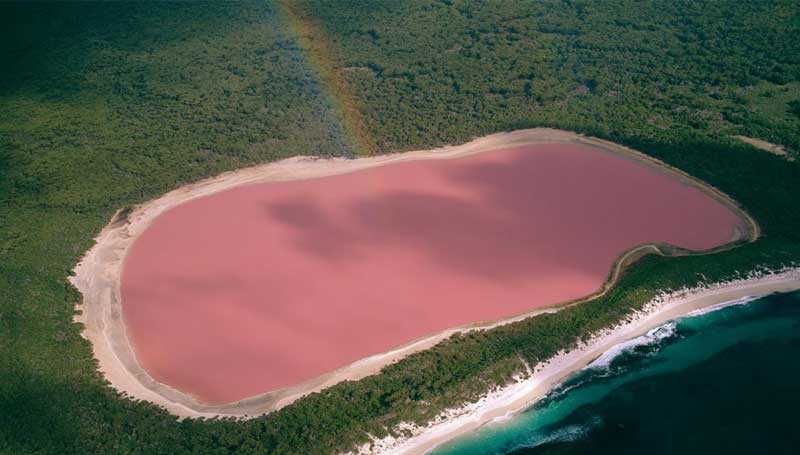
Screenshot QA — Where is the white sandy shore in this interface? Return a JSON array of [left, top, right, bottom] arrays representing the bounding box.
[[350, 267, 800, 455], [70, 128, 757, 418]]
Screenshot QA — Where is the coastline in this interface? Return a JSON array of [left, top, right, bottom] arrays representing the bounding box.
[[353, 268, 800, 455], [69, 128, 758, 418]]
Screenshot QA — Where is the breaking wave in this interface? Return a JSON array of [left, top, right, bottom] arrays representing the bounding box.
[[685, 295, 758, 317], [586, 322, 678, 370]]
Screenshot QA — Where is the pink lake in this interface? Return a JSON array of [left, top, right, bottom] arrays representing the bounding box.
[[121, 143, 745, 404]]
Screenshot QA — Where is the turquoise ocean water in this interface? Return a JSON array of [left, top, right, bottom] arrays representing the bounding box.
[[432, 290, 800, 455]]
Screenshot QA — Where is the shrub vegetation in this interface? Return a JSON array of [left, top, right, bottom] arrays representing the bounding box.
[[1, 1, 798, 454]]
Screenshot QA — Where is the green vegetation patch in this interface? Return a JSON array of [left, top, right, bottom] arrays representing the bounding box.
[[298, 0, 800, 154]]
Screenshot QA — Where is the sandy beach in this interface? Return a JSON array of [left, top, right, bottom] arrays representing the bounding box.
[[69, 128, 758, 418], [354, 267, 800, 455]]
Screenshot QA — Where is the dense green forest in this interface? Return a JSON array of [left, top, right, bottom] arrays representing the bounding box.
[[301, 0, 800, 154], [1, 1, 799, 454]]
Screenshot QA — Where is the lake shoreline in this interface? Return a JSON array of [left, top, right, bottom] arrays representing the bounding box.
[[69, 128, 757, 418]]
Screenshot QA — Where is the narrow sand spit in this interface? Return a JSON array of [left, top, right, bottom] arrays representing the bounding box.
[[351, 268, 800, 455], [70, 128, 758, 418]]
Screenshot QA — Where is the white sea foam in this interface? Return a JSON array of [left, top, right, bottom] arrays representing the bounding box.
[[520, 418, 600, 449], [586, 322, 677, 370], [685, 295, 758, 317], [535, 424, 589, 444], [489, 410, 515, 425], [543, 380, 586, 401]]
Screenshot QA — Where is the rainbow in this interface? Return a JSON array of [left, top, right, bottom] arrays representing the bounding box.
[[276, 0, 377, 156]]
